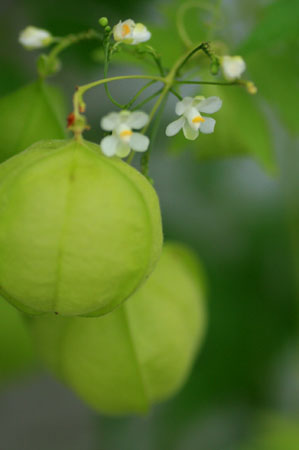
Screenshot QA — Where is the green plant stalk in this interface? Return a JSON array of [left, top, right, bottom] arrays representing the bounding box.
[[131, 87, 182, 112], [40, 29, 103, 78], [103, 40, 125, 108], [73, 74, 165, 116], [140, 93, 169, 178], [175, 79, 248, 88], [137, 44, 210, 174], [124, 80, 157, 109]]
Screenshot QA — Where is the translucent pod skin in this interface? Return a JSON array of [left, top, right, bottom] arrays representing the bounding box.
[[30, 243, 207, 415], [0, 139, 162, 316]]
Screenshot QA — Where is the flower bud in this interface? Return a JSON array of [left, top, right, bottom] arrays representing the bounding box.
[[246, 81, 258, 95], [210, 60, 220, 76], [221, 55, 246, 81], [0, 139, 162, 316], [99, 17, 108, 27], [19, 26, 53, 50], [30, 242, 207, 415]]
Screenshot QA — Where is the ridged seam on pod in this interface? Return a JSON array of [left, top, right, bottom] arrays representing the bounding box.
[[0, 139, 163, 316]]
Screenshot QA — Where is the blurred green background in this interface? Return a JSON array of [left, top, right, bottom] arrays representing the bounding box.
[[0, 0, 298, 449]]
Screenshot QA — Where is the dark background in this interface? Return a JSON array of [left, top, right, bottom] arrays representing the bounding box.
[[0, 0, 298, 449]]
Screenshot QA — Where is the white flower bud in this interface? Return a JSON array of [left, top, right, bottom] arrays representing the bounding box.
[[19, 26, 52, 50], [221, 55, 246, 81]]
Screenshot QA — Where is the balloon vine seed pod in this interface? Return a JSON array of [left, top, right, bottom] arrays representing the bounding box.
[[30, 243, 207, 415], [0, 138, 163, 316]]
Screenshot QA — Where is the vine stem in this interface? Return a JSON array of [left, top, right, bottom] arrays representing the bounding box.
[[73, 74, 165, 117], [126, 86, 169, 167], [175, 79, 241, 86], [140, 90, 169, 178], [40, 30, 102, 78], [138, 44, 209, 175]]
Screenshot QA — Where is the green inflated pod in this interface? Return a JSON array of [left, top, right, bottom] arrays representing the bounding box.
[[0, 139, 162, 316], [30, 243, 207, 415]]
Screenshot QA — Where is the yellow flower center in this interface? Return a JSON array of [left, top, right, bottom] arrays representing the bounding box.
[[120, 129, 133, 138], [192, 116, 205, 124], [122, 24, 131, 37]]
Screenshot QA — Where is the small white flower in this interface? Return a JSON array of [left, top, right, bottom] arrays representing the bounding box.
[[113, 19, 151, 45], [100, 110, 150, 158], [166, 96, 222, 141], [19, 26, 53, 50], [221, 55, 246, 81]]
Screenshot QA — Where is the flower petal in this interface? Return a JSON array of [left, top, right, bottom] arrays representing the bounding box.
[[113, 19, 135, 42], [165, 117, 185, 136], [130, 133, 149, 152], [101, 135, 118, 156], [100, 113, 120, 131], [221, 56, 246, 81], [197, 96, 222, 114], [183, 122, 199, 140], [199, 117, 216, 134], [132, 23, 151, 44], [175, 97, 193, 116], [116, 142, 131, 158], [126, 111, 149, 129]]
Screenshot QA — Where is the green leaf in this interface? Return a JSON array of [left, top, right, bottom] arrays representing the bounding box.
[[0, 80, 68, 163], [238, 0, 299, 54], [170, 85, 276, 173]]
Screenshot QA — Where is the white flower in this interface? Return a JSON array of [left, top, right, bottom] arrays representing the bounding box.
[[19, 26, 52, 50], [166, 96, 222, 141], [100, 110, 150, 158], [221, 55, 246, 81], [113, 19, 151, 45]]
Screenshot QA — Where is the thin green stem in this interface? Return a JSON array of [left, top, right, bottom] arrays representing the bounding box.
[[170, 90, 183, 100], [80, 74, 164, 94], [41, 29, 102, 78], [102, 40, 160, 109], [73, 74, 165, 119], [140, 83, 170, 176], [174, 42, 214, 76], [145, 46, 165, 77], [103, 40, 126, 108], [131, 86, 182, 112], [143, 45, 182, 102], [175, 79, 242, 86], [140, 93, 169, 178], [143, 84, 170, 134], [127, 82, 160, 109], [126, 150, 135, 165]]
